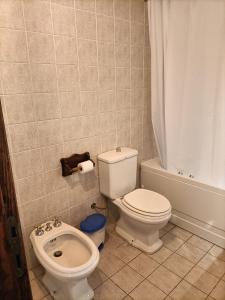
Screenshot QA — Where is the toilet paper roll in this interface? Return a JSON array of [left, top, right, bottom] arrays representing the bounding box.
[[78, 160, 94, 174]]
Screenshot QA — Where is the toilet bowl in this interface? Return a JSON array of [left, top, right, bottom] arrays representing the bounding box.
[[98, 147, 172, 254], [114, 189, 171, 253], [30, 221, 99, 300]]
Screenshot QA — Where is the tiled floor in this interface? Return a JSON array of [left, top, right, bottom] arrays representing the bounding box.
[[29, 223, 225, 300]]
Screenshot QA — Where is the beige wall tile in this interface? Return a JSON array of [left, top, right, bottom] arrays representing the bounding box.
[[115, 43, 130, 68], [131, 88, 144, 108], [80, 91, 99, 115], [17, 174, 45, 205], [131, 68, 144, 88], [100, 112, 116, 134], [101, 132, 117, 152], [38, 119, 63, 147], [114, 0, 130, 20], [131, 46, 144, 68], [52, 4, 75, 36], [55, 36, 77, 65], [1, 63, 31, 94], [99, 90, 115, 112], [57, 64, 79, 91], [131, 0, 144, 24], [116, 67, 130, 89], [97, 15, 114, 42], [21, 197, 49, 227], [0, 0, 24, 29], [52, 0, 74, 7], [4, 94, 34, 124], [79, 66, 98, 90], [23, 1, 52, 34], [46, 189, 70, 216], [131, 22, 144, 45], [98, 42, 115, 67], [13, 149, 43, 180], [44, 168, 66, 194], [116, 89, 131, 110], [115, 19, 130, 44], [70, 203, 88, 226], [78, 39, 97, 66], [62, 116, 83, 141], [75, 0, 95, 11], [82, 115, 100, 137], [0, 29, 27, 62], [31, 64, 57, 93], [60, 90, 81, 118], [9, 122, 38, 153], [41, 144, 64, 172], [96, 0, 114, 16], [99, 66, 115, 90], [33, 93, 60, 121], [28, 32, 54, 64], [76, 10, 96, 40]]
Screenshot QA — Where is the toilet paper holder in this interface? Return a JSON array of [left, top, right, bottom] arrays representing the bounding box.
[[60, 152, 95, 177]]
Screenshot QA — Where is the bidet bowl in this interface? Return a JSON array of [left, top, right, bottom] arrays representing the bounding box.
[[30, 222, 99, 281]]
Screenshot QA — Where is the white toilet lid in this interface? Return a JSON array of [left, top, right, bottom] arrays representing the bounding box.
[[123, 189, 171, 215]]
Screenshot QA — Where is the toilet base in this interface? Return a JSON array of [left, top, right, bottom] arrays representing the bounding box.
[[116, 225, 163, 253], [115, 208, 170, 254], [42, 271, 94, 300]]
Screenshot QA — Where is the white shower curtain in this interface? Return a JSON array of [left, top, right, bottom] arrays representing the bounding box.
[[149, 0, 225, 189]]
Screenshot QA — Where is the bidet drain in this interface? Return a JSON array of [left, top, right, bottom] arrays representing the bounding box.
[[53, 250, 62, 257]]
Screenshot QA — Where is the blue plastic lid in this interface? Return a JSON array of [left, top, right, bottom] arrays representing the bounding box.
[[80, 213, 107, 233]]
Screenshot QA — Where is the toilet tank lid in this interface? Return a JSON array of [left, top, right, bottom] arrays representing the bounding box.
[[98, 147, 138, 163]]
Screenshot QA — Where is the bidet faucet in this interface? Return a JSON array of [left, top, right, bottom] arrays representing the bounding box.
[[45, 222, 53, 231], [35, 225, 44, 236], [53, 217, 62, 227]]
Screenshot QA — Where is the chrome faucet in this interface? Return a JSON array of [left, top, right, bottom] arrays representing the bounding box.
[[34, 225, 44, 236], [45, 222, 52, 231], [53, 217, 62, 228]]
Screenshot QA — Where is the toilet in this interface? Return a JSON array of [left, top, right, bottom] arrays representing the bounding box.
[[30, 220, 99, 300], [98, 147, 171, 253]]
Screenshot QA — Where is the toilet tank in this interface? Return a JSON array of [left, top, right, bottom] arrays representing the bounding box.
[[98, 147, 138, 199]]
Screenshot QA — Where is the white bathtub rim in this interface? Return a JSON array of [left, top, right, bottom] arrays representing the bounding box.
[[141, 158, 225, 196]]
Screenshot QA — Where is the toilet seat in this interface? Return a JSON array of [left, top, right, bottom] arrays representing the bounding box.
[[122, 189, 171, 217]]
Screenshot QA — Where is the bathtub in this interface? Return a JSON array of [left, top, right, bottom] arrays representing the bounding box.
[[141, 158, 225, 248]]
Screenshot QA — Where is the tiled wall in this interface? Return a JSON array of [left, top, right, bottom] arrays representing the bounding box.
[[0, 0, 154, 268]]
